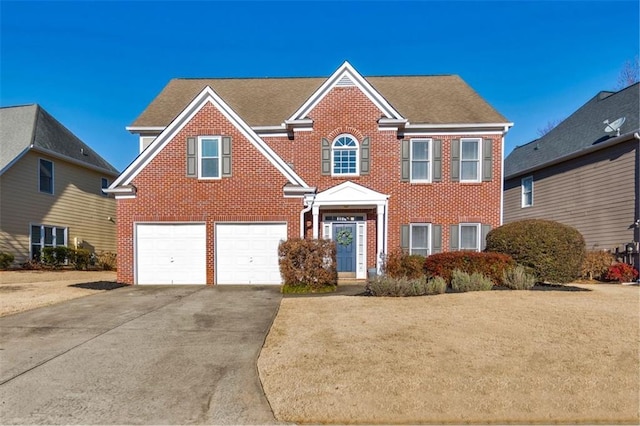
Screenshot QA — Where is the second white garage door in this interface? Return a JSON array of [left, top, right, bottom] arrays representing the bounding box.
[[215, 223, 287, 285]]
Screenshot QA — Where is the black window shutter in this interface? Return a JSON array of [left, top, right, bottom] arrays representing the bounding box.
[[321, 138, 331, 175], [401, 139, 410, 182], [186, 137, 197, 177], [360, 137, 370, 175], [482, 139, 493, 181], [400, 224, 409, 252], [432, 225, 442, 254], [221, 136, 232, 177], [481, 224, 492, 251], [433, 139, 442, 182], [449, 224, 459, 251], [451, 139, 460, 182]]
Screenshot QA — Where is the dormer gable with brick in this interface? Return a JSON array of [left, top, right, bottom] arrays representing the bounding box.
[[112, 62, 512, 285]]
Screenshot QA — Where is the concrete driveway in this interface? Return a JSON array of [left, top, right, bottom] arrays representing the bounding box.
[[0, 285, 283, 425]]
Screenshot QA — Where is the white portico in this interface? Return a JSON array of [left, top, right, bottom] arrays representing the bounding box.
[[304, 181, 389, 278]]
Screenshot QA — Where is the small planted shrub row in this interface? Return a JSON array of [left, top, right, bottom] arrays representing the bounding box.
[[367, 275, 446, 297], [0, 251, 15, 269], [383, 250, 426, 279], [581, 250, 615, 280], [41, 247, 93, 270], [424, 251, 515, 285], [606, 263, 639, 283], [450, 269, 494, 292], [278, 238, 337, 292], [502, 265, 536, 290], [486, 219, 585, 284], [96, 251, 117, 271]]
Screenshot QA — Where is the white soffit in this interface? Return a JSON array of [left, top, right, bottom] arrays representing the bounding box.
[[314, 181, 388, 205]]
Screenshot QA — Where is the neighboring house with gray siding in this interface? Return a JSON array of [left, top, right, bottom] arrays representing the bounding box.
[[504, 83, 640, 270], [0, 104, 119, 265]]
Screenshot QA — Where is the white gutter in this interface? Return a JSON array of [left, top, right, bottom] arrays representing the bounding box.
[[125, 126, 165, 134], [300, 194, 316, 238]]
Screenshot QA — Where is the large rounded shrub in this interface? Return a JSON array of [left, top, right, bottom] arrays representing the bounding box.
[[485, 219, 585, 284]]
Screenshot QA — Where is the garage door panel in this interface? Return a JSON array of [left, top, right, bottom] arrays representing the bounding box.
[[136, 224, 206, 285], [216, 223, 286, 285]]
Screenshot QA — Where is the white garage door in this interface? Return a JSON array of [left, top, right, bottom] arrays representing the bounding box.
[[215, 223, 287, 285], [136, 223, 206, 285]]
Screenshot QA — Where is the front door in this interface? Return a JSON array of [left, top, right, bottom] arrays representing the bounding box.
[[334, 223, 356, 277]]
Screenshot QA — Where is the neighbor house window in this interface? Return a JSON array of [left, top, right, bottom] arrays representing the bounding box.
[[31, 224, 67, 261], [410, 139, 431, 182], [101, 178, 109, 196], [332, 135, 359, 175], [39, 159, 54, 194], [410, 223, 431, 256], [521, 176, 533, 207], [198, 136, 221, 179], [460, 138, 480, 182], [459, 223, 480, 251]]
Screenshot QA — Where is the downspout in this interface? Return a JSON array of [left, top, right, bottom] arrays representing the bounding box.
[[635, 132, 640, 276], [300, 195, 315, 238]]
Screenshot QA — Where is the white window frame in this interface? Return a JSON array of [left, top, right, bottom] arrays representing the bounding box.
[[198, 136, 222, 180], [410, 223, 431, 256], [30, 224, 67, 260], [460, 138, 481, 183], [331, 134, 359, 176], [410, 138, 432, 183], [39, 158, 54, 194], [521, 176, 533, 207], [459, 223, 481, 252], [101, 177, 109, 197]]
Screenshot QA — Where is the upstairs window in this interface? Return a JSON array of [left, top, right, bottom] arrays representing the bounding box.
[[198, 136, 221, 179], [101, 178, 109, 196], [332, 135, 359, 176], [39, 159, 54, 194], [521, 176, 533, 207], [410, 139, 431, 182], [460, 138, 481, 182]]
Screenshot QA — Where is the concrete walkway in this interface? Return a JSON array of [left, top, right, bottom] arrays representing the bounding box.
[[0, 285, 282, 425]]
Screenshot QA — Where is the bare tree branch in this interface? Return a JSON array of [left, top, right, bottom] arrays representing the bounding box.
[[537, 118, 563, 137], [616, 56, 639, 90]]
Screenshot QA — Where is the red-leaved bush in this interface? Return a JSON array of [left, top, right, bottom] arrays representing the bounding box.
[[605, 263, 639, 282], [424, 251, 516, 286]]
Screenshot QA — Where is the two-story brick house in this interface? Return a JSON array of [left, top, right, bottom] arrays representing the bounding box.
[[107, 62, 511, 285]]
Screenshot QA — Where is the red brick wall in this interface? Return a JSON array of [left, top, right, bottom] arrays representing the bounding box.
[[117, 85, 502, 284]]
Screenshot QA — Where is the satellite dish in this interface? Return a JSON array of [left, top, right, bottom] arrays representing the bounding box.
[[603, 117, 626, 135]]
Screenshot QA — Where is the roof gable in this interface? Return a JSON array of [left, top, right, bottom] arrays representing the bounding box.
[[314, 181, 388, 205], [0, 104, 118, 176], [505, 83, 640, 178], [112, 86, 308, 189]]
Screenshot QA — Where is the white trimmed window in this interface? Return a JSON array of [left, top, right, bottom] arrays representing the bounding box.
[[198, 136, 221, 179], [39, 158, 54, 194], [31, 224, 67, 260], [101, 178, 109, 196], [521, 176, 533, 207], [410, 223, 431, 256], [410, 139, 431, 182], [459, 223, 481, 251], [332, 135, 359, 176], [460, 138, 481, 182]]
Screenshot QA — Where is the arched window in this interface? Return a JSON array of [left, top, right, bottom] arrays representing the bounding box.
[[332, 135, 359, 175]]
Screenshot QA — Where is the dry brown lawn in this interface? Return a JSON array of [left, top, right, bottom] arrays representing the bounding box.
[[258, 284, 640, 424], [0, 270, 117, 317]]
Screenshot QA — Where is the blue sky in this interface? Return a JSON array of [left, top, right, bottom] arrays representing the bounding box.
[[1, 1, 638, 172]]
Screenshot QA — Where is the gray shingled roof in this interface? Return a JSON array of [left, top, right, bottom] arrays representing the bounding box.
[[131, 75, 508, 128], [0, 104, 119, 175], [505, 83, 640, 178]]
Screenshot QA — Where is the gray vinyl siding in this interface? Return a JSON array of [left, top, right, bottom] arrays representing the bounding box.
[[504, 139, 638, 252], [0, 151, 117, 264]]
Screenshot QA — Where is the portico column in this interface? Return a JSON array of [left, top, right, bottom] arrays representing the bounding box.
[[376, 203, 385, 273], [312, 205, 320, 239]]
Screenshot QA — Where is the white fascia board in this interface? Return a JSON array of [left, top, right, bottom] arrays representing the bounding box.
[[125, 126, 165, 134], [112, 86, 308, 188], [288, 61, 404, 122], [405, 122, 514, 134]]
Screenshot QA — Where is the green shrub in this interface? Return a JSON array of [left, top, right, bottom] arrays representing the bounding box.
[[425, 276, 447, 295], [383, 249, 426, 279], [581, 251, 615, 280], [451, 269, 494, 292], [279, 238, 337, 292], [424, 251, 515, 285], [502, 265, 536, 290], [485, 219, 586, 284], [0, 252, 15, 269], [42, 246, 70, 268], [96, 251, 117, 271], [69, 248, 92, 270]]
